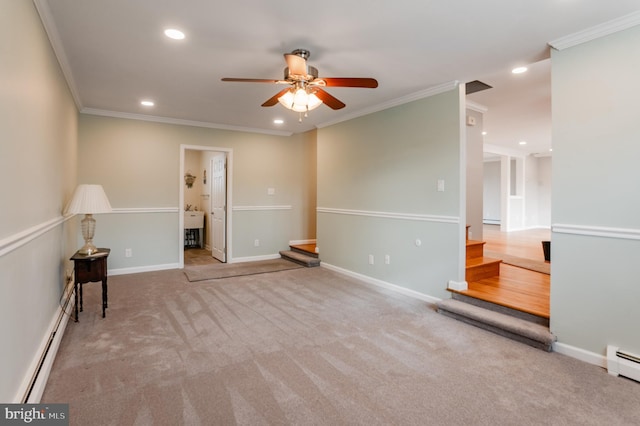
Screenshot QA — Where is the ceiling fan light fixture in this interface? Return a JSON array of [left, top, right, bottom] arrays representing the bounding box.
[[277, 88, 322, 112]]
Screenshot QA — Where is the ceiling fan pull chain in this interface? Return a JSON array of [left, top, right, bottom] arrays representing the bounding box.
[[298, 112, 303, 123]]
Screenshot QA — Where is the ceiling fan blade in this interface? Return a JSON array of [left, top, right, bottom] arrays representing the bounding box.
[[314, 89, 346, 110], [261, 88, 291, 107], [317, 77, 378, 88], [221, 78, 283, 84], [284, 54, 307, 76]]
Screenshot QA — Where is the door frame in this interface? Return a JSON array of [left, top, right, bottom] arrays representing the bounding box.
[[179, 144, 233, 268]]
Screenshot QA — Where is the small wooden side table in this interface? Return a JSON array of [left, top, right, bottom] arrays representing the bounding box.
[[70, 248, 110, 321]]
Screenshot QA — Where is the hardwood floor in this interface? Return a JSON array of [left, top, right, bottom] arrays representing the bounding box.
[[483, 225, 550, 262], [461, 225, 551, 319]]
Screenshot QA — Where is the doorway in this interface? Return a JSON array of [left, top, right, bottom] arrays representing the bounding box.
[[179, 145, 233, 268]]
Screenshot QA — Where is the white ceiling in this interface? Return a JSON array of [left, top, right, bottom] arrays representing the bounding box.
[[36, 1, 640, 154]]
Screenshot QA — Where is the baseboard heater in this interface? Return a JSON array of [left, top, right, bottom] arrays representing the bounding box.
[[607, 345, 640, 383]]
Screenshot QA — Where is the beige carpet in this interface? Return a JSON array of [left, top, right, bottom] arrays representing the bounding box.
[[42, 267, 640, 425], [184, 258, 303, 282], [485, 250, 550, 274]]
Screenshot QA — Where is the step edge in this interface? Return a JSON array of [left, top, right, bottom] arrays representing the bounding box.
[[466, 257, 502, 266], [451, 293, 549, 326], [447, 288, 550, 319], [436, 299, 556, 345], [279, 250, 321, 267], [438, 309, 554, 352]]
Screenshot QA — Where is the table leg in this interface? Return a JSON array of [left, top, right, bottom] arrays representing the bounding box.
[[74, 281, 79, 322], [102, 277, 108, 318], [80, 282, 83, 312]]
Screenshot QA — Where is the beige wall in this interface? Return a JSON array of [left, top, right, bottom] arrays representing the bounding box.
[[0, 1, 78, 402], [184, 149, 203, 211], [77, 115, 317, 270]]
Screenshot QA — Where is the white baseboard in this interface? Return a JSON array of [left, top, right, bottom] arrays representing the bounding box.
[[108, 263, 180, 276], [447, 280, 468, 291], [230, 253, 281, 263], [15, 282, 74, 403], [552, 342, 607, 368], [321, 262, 442, 305]]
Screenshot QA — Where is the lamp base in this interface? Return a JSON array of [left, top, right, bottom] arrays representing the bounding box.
[[80, 214, 98, 255], [78, 242, 99, 255]]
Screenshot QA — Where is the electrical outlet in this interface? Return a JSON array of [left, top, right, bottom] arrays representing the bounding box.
[[254, 239, 260, 247], [385, 254, 391, 265], [125, 248, 132, 258], [368, 254, 374, 265]]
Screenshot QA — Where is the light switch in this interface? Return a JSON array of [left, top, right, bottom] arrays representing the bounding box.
[[437, 179, 445, 192]]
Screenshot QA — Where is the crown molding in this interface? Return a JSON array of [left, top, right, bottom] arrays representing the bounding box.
[[466, 100, 488, 113], [549, 11, 640, 51], [483, 143, 529, 159], [33, 0, 83, 110], [80, 108, 293, 137], [317, 81, 460, 129]]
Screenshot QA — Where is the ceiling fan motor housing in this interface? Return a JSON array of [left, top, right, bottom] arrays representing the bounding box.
[[291, 49, 311, 60], [284, 65, 318, 82]]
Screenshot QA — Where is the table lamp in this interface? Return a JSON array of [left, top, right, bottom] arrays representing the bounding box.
[[65, 184, 113, 255]]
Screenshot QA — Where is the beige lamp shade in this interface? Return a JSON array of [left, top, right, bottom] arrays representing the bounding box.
[[65, 185, 112, 255], [65, 184, 112, 215]]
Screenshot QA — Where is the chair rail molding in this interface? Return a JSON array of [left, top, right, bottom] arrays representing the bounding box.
[[317, 207, 459, 224], [0, 216, 70, 257], [552, 224, 640, 241]]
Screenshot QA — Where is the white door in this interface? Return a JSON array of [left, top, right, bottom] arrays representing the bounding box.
[[210, 154, 227, 262]]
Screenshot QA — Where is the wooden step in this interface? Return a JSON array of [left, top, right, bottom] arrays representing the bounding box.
[[289, 243, 319, 258], [465, 256, 501, 281], [466, 239, 485, 260], [451, 264, 550, 319]]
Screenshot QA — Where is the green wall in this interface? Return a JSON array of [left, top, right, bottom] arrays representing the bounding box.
[[551, 25, 640, 355], [317, 88, 465, 300]]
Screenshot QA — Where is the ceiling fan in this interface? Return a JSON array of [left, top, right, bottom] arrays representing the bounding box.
[[221, 49, 378, 118]]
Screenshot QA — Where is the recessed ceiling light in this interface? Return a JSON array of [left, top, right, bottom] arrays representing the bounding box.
[[519, 141, 527, 145], [512, 66, 528, 74], [140, 100, 154, 107], [482, 131, 487, 135], [273, 119, 284, 124], [164, 29, 185, 40]]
